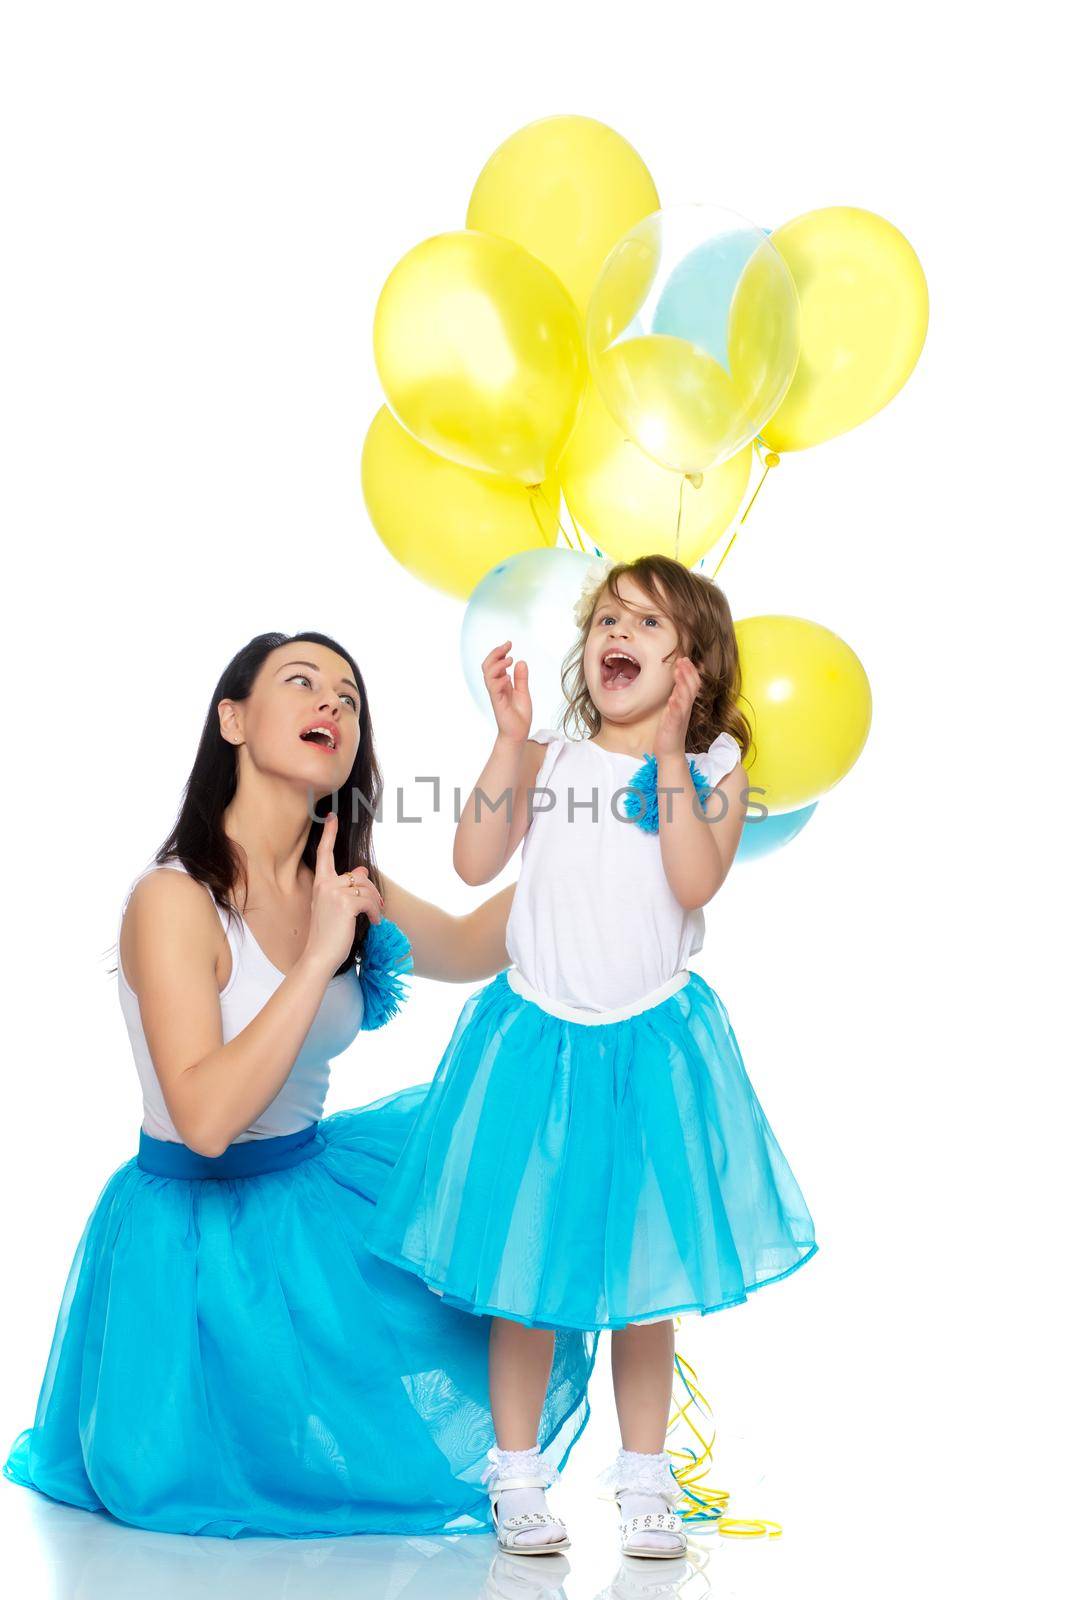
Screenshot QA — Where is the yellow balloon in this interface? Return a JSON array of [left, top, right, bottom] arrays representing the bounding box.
[[467, 115, 660, 314], [594, 334, 743, 477], [736, 615, 872, 813], [589, 225, 663, 351], [361, 407, 558, 600], [373, 231, 585, 486], [560, 384, 752, 565], [761, 207, 929, 452], [727, 240, 804, 434]]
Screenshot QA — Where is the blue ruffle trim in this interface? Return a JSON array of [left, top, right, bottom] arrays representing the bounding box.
[[621, 754, 713, 835], [358, 918, 414, 1030]]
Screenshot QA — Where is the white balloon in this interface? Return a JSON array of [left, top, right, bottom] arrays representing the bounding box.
[[461, 548, 608, 731]]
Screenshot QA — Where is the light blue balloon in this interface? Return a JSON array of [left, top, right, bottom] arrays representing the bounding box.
[[652, 225, 775, 371], [736, 802, 817, 863], [461, 547, 605, 732]]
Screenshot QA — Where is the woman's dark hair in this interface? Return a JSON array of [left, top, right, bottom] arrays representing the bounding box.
[[105, 630, 381, 980]]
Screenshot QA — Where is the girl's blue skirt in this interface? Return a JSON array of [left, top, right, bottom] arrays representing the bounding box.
[[3, 1088, 596, 1539], [366, 970, 818, 1331]]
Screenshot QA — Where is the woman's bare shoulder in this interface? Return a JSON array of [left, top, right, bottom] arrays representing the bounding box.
[[121, 866, 224, 992]]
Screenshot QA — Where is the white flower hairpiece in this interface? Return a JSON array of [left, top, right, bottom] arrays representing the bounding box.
[[572, 556, 616, 628]]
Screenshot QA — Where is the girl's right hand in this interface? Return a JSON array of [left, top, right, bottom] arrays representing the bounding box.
[[304, 813, 385, 977], [482, 640, 532, 745]]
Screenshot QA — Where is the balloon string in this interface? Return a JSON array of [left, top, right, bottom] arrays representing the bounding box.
[[527, 487, 555, 549], [675, 474, 685, 562], [528, 484, 564, 549], [670, 1328, 782, 1540], [709, 444, 780, 581], [530, 483, 579, 551]]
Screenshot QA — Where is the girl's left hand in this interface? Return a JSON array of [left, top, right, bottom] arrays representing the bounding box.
[[653, 658, 701, 760]]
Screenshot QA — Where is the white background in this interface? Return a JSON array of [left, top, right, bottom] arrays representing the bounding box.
[[0, 4, 1062, 1597]]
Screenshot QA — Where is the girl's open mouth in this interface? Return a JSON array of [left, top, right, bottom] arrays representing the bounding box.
[[600, 651, 641, 690]]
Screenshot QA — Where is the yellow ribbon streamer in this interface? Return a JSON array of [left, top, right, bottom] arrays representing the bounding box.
[[718, 1517, 783, 1539], [670, 1330, 782, 1539]]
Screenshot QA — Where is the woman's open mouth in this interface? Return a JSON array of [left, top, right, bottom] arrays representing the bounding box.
[[299, 723, 339, 752], [600, 651, 641, 690]]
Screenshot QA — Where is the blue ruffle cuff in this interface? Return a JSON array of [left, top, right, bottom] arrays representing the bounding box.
[[358, 917, 414, 1030]]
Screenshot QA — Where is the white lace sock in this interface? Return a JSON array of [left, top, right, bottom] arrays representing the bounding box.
[[597, 1448, 686, 1553], [484, 1445, 567, 1550]]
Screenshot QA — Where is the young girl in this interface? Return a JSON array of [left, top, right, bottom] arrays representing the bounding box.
[[366, 556, 818, 1558], [3, 629, 595, 1538]]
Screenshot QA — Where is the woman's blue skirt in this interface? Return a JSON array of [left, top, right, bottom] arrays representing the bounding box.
[[3, 1088, 596, 1539], [365, 971, 818, 1331]]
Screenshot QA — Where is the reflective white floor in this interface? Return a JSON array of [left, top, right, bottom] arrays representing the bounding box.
[[6, 1459, 1041, 1600], [2, 1486, 793, 1600]]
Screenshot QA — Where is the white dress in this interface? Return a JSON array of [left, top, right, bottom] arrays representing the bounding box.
[[504, 729, 742, 1013], [117, 858, 364, 1141]]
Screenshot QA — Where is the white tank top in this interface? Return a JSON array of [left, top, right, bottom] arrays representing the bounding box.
[[504, 729, 741, 1012], [117, 858, 365, 1143]]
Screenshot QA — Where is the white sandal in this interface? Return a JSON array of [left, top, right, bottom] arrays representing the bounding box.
[[596, 1448, 688, 1561], [487, 1551, 570, 1597], [613, 1493, 687, 1560], [484, 1446, 571, 1556]]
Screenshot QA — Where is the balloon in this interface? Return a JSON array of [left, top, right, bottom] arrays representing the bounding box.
[[587, 206, 800, 475], [361, 408, 559, 600], [467, 115, 660, 314], [595, 334, 743, 475], [736, 615, 872, 813], [373, 231, 585, 486], [654, 230, 764, 368], [560, 383, 752, 565], [736, 802, 817, 863], [461, 547, 604, 730], [761, 206, 928, 452]]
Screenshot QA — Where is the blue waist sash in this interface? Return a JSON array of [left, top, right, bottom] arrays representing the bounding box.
[[137, 1122, 323, 1180]]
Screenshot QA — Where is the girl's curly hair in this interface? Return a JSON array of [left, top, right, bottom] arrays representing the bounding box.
[[561, 554, 752, 759]]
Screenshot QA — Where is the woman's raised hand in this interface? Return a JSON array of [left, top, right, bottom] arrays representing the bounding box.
[[482, 640, 532, 745], [304, 813, 385, 977]]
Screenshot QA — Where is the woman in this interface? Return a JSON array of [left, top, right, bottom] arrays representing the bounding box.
[[3, 630, 596, 1539]]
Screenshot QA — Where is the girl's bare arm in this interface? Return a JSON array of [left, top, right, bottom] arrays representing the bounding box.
[[656, 756, 747, 910], [453, 735, 547, 885]]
